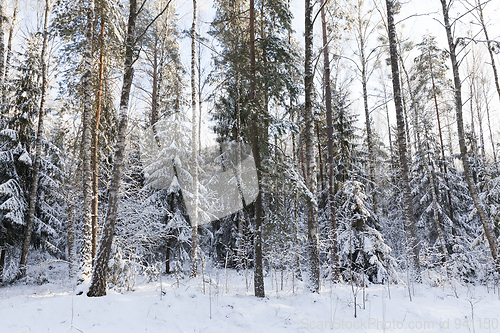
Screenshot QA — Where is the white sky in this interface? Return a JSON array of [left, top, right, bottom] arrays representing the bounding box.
[[8, 0, 500, 156]]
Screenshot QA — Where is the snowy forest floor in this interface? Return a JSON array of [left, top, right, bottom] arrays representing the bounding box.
[[1, 263, 500, 332]]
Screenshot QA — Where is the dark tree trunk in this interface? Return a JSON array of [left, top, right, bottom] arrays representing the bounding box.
[[439, 0, 500, 275], [385, 0, 421, 280], [305, 0, 320, 292], [19, 0, 50, 278], [321, 0, 339, 280], [0, 248, 5, 282], [87, 0, 137, 297], [249, 0, 265, 298]]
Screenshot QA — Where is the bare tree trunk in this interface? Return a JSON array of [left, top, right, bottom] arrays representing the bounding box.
[[483, 87, 497, 164], [475, 0, 500, 105], [2, 0, 18, 112], [0, 248, 5, 282], [439, 0, 500, 275], [91, 5, 105, 266], [0, 0, 5, 103], [80, 0, 95, 280], [190, 0, 199, 278], [87, 0, 137, 297], [249, 0, 265, 298], [305, 0, 320, 292], [429, 52, 455, 225], [320, 0, 339, 281], [385, 0, 420, 280], [19, 0, 51, 278], [67, 189, 77, 278]]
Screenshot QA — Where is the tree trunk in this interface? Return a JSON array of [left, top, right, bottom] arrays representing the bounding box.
[[429, 52, 455, 225], [67, 189, 77, 278], [439, 0, 500, 275], [249, 0, 265, 298], [0, 248, 5, 282], [91, 5, 105, 266], [305, 0, 320, 292], [80, 0, 95, 280], [19, 0, 51, 278], [190, 0, 199, 278], [385, 0, 421, 280], [476, 0, 500, 106], [483, 87, 497, 164], [2, 0, 19, 110], [0, 0, 5, 104], [87, 0, 137, 297], [321, 0, 339, 281]]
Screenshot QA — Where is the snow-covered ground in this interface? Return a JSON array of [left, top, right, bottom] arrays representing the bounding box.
[[1, 263, 500, 332]]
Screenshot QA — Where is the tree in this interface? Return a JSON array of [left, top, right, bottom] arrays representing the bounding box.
[[439, 0, 500, 276], [385, 0, 420, 281], [88, 0, 138, 296], [304, 0, 320, 293], [19, 0, 51, 278], [190, 0, 200, 279]]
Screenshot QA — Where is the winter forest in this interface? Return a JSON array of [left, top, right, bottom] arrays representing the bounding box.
[[1, 0, 500, 331]]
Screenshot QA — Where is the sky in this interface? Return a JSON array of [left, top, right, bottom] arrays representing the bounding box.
[[8, 0, 500, 156]]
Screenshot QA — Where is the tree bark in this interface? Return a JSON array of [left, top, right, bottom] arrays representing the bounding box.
[[80, 0, 95, 280], [385, 0, 421, 280], [440, 0, 500, 275], [475, 0, 500, 106], [0, 0, 5, 104], [91, 4, 106, 266], [320, 0, 339, 281], [190, 0, 199, 278], [19, 0, 51, 278], [305, 0, 320, 292], [87, 0, 137, 297], [2, 0, 19, 108], [0, 248, 5, 282], [249, 0, 265, 298]]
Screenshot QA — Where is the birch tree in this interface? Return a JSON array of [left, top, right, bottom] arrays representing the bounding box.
[[190, 0, 199, 279], [439, 0, 500, 275], [305, 0, 320, 292], [88, 0, 137, 296], [19, 0, 51, 278], [80, 0, 95, 280]]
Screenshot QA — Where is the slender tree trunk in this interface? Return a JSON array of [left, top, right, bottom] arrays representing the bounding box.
[[19, 0, 51, 278], [429, 53, 455, 225], [190, 0, 199, 278], [0, 248, 5, 282], [439, 0, 500, 275], [67, 189, 77, 278], [321, 0, 339, 281], [483, 88, 497, 164], [249, 0, 265, 298], [305, 0, 320, 292], [91, 5, 105, 265], [0, 0, 5, 103], [476, 0, 500, 105], [385, 0, 421, 280], [87, 0, 137, 297], [80, 0, 95, 280], [1, 0, 18, 115], [316, 123, 324, 194]]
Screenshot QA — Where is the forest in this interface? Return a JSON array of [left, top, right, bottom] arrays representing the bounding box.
[[0, 0, 500, 305]]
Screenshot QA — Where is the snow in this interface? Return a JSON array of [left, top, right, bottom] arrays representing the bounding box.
[[2, 264, 500, 332]]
